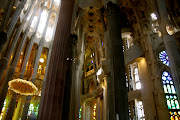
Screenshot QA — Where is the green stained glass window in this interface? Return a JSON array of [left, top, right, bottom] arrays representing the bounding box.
[[163, 85, 168, 93], [162, 71, 180, 119], [79, 106, 82, 120]]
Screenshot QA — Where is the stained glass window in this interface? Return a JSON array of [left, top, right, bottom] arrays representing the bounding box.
[[27, 103, 39, 119], [79, 106, 82, 120], [0, 99, 7, 120], [135, 100, 145, 120], [162, 71, 180, 120], [159, 50, 170, 66]]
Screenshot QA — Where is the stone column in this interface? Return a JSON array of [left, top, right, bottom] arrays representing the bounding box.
[[0, 32, 7, 53], [0, 0, 38, 80], [6, 0, 29, 37], [156, 0, 180, 103], [85, 101, 91, 120], [142, 31, 169, 119], [75, 32, 85, 120], [19, 3, 44, 78], [103, 77, 107, 120], [19, 33, 35, 78], [0, 0, 14, 52], [138, 58, 159, 119], [129, 101, 134, 120], [39, 0, 74, 119], [96, 97, 101, 120], [95, 46, 99, 69], [83, 102, 86, 120], [38, 43, 52, 119], [0, 2, 43, 117], [61, 34, 77, 120], [0, 0, 14, 32], [98, 38, 104, 58], [3, 95, 17, 120], [105, 2, 128, 120], [69, 27, 85, 120], [21, 39, 44, 120], [0, 2, 40, 112], [12, 97, 24, 120]]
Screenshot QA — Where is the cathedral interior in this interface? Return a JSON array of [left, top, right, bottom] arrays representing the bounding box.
[[0, 0, 180, 120]]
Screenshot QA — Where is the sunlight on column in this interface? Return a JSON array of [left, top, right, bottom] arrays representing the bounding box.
[[37, 9, 49, 38]]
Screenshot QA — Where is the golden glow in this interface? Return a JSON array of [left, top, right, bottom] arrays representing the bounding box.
[[93, 103, 96, 120]]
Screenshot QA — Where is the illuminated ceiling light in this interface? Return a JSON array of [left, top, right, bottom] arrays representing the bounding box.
[[39, 58, 44, 63], [150, 13, 157, 21]]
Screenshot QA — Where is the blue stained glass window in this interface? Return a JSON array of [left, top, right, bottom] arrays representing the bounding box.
[[162, 71, 180, 119], [91, 60, 93, 63], [159, 50, 170, 66]]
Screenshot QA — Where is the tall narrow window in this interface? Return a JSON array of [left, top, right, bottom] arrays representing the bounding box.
[[128, 65, 133, 90], [162, 71, 180, 119], [134, 68, 141, 90], [135, 100, 145, 120]]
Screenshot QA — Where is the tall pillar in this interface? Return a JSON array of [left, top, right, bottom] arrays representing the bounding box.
[[4, 93, 17, 120], [21, 39, 44, 120], [61, 34, 77, 120], [19, 2, 44, 78], [0, 2, 40, 113], [38, 43, 52, 119], [85, 101, 91, 120], [39, 0, 74, 119], [103, 77, 107, 120], [0, 32, 7, 53], [19, 33, 35, 78], [156, 0, 180, 102], [83, 102, 86, 120], [96, 97, 101, 120], [69, 27, 85, 120], [142, 31, 169, 119], [0, 0, 37, 81], [138, 58, 161, 119], [75, 32, 85, 120], [6, 0, 28, 37], [105, 2, 128, 120], [0, 0, 14, 32], [0, 0, 14, 52]]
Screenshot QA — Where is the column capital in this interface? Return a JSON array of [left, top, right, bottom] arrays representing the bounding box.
[[39, 39, 44, 46], [105, 1, 121, 17]]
